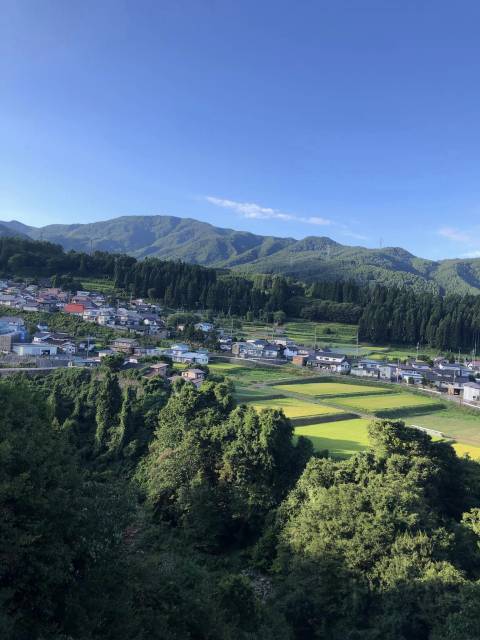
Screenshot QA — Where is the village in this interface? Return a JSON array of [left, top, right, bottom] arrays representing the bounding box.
[[0, 278, 479, 407]]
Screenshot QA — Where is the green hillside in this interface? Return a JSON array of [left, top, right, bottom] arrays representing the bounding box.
[[2, 214, 480, 294]]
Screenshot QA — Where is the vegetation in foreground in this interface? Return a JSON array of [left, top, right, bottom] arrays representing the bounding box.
[[3, 367, 480, 638]]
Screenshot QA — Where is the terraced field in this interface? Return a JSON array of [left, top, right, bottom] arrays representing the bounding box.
[[273, 381, 392, 398]]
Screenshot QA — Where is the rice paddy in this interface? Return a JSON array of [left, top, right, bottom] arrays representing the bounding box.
[[333, 392, 442, 413], [251, 397, 344, 419], [212, 356, 480, 461], [273, 381, 392, 398], [294, 418, 372, 458]]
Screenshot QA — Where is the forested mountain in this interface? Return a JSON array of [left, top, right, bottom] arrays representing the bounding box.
[[2, 214, 480, 294], [0, 222, 28, 238]]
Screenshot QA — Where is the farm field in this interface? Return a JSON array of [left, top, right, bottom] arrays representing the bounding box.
[[452, 442, 480, 460], [75, 277, 116, 293], [294, 418, 372, 458], [407, 407, 480, 447], [236, 319, 455, 359], [208, 361, 305, 385], [213, 358, 480, 461], [251, 397, 344, 419], [334, 392, 443, 414], [273, 381, 392, 398]]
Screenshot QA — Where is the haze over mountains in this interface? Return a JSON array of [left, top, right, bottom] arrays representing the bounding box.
[[2, 215, 480, 295]]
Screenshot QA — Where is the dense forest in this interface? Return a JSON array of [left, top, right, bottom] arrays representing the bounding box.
[[2, 236, 480, 352], [3, 366, 480, 639]]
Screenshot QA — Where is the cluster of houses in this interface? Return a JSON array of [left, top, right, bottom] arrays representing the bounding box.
[[232, 339, 352, 373], [351, 357, 480, 400], [145, 361, 207, 389], [0, 280, 168, 336], [230, 338, 480, 404]]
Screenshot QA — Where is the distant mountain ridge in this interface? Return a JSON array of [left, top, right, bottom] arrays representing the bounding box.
[[1, 214, 480, 295]]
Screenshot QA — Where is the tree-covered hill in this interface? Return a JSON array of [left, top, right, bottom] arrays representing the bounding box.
[[3, 369, 480, 639], [2, 214, 480, 294]]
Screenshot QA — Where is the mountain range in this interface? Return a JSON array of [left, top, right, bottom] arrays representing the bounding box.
[[1, 215, 479, 295]]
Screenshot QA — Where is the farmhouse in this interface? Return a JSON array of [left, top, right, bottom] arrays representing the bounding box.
[[147, 362, 169, 377], [181, 368, 206, 388], [172, 351, 209, 365], [351, 360, 382, 378], [308, 350, 351, 373], [232, 340, 282, 360]]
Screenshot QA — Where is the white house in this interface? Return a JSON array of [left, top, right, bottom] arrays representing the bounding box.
[[309, 350, 351, 373], [463, 382, 480, 403], [13, 343, 58, 356], [172, 351, 209, 365], [194, 322, 214, 333]]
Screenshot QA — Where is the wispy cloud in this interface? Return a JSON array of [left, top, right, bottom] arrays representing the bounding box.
[[205, 196, 331, 226], [438, 226, 472, 243], [437, 225, 480, 260], [339, 229, 369, 241]]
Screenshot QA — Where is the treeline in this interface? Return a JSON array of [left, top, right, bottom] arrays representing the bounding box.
[[4, 368, 480, 638], [0, 236, 127, 278], [359, 286, 480, 351]]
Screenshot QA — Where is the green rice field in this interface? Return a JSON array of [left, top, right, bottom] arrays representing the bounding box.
[[333, 392, 442, 413], [251, 397, 344, 419], [273, 381, 392, 398], [294, 418, 372, 458], [210, 357, 480, 461]]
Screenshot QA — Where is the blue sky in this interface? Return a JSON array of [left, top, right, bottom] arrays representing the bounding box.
[[1, 0, 480, 260]]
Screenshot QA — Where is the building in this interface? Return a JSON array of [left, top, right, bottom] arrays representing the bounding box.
[[351, 360, 382, 378], [232, 340, 282, 360], [181, 368, 206, 388], [194, 322, 214, 333], [292, 354, 308, 367], [111, 338, 139, 354], [402, 372, 424, 385], [463, 382, 480, 403], [308, 350, 351, 373], [147, 362, 169, 377], [160, 343, 209, 364], [64, 303, 86, 315], [13, 343, 58, 356], [171, 351, 209, 365]]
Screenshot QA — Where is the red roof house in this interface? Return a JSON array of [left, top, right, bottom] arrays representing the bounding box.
[[64, 303, 86, 315]]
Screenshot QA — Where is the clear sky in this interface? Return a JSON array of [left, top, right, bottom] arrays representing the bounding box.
[[1, 0, 480, 260]]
